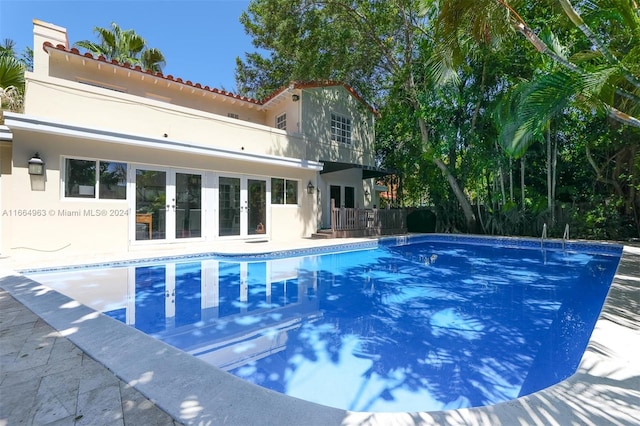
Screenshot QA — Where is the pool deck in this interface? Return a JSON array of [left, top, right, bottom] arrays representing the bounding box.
[[1, 236, 639, 425]]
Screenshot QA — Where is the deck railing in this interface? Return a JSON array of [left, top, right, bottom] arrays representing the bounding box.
[[330, 199, 407, 237]]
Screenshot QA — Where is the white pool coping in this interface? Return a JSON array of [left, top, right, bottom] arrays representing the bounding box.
[[1, 237, 638, 425]]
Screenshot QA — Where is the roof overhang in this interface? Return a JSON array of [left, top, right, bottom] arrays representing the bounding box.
[[319, 161, 397, 179], [3, 112, 323, 171], [0, 124, 13, 143]]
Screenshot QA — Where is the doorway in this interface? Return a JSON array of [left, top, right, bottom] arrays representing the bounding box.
[[133, 166, 203, 241], [218, 175, 267, 237]]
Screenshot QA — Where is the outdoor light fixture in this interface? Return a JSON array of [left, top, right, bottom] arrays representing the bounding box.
[[28, 153, 45, 175], [307, 181, 315, 194], [365, 189, 370, 196], [292, 94, 300, 102]]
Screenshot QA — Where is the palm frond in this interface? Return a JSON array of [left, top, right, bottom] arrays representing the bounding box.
[[497, 72, 578, 157], [0, 55, 25, 89]]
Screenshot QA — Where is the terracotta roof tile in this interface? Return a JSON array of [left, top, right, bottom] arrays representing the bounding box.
[[263, 80, 379, 115], [42, 42, 378, 114]]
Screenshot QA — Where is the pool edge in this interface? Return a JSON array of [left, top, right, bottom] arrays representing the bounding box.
[[1, 237, 638, 425]]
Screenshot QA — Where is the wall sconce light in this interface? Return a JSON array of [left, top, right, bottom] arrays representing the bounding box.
[[28, 153, 45, 175], [292, 94, 300, 102], [307, 181, 315, 194]]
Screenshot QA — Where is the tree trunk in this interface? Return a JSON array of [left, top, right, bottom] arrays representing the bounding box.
[[521, 155, 526, 210], [406, 65, 476, 230], [551, 130, 558, 223], [509, 158, 514, 202], [486, 172, 493, 211], [416, 116, 477, 231], [496, 142, 506, 205], [546, 126, 552, 220]]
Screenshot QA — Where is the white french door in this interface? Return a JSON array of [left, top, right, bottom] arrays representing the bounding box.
[[218, 175, 267, 238], [132, 166, 203, 242]]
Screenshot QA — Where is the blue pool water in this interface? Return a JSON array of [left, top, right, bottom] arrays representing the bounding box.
[[26, 237, 622, 412]]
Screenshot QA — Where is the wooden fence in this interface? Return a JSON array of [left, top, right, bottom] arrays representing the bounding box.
[[330, 199, 407, 237]]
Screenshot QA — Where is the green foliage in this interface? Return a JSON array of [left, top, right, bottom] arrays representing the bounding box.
[[236, 0, 639, 240], [407, 209, 437, 233], [74, 23, 166, 73], [236, 0, 404, 100], [0, 39, 28, 112]]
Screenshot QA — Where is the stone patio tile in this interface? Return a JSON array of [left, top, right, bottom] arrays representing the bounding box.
[[41, 415, 79, 426], [48, 336, 83, 363], [0, 309, 39, 329], [0, 333, 28, 356], [3, 340, 54, 373], [77, 356, 121, 395], [41, 352, 84, 377], [0, 360, 46, 387], [39, 371, 81, 411], [0, 317, 38, 341], [75, 384, 124, 426], [0, 376, 40, 424], [31, 384, 75, 425], [120, 381, 182, 426]]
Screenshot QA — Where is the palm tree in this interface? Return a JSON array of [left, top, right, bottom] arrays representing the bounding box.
[[434, 0, 640, 144], [74, 23, 166, 73], [0, 39, 26, 112], [435, 0, 639, 229]]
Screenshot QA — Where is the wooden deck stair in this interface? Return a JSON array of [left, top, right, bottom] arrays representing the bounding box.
[[311, 229, 335, 239]]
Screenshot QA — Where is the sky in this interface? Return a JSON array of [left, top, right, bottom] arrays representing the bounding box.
[[0, 0, 258, 92]]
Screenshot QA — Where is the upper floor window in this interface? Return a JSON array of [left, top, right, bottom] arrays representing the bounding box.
[[276, 113, 287, 130], [271, 178, 298, 205], [331, 113, 351, 144], [228, 113, 239, 119], [78, 79, 126, 93], [64, 158, 127, 200]]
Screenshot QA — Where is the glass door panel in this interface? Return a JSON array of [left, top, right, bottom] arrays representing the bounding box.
[[219, 177, 241, 236], [176, 173, 202, 239], [330, 185, 341, 208], [345, 186, 355, 208], [135, 169, 167, 241], [248, 179, 267, 235]]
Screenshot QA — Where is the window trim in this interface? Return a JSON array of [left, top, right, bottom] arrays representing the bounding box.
[[62, 156, 128, 201], [330, 112, 352, 144], [270, 177, 299, 206], [276, 113, 287, 130]]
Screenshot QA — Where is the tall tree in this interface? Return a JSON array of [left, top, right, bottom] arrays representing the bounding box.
[[435, 0, 640, 155], [74, 23, 166, 73], [237, 0, 480, 230]]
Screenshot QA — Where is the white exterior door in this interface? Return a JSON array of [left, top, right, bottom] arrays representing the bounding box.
[[131, 166, 203, 242], [217, 175, 267, 238]]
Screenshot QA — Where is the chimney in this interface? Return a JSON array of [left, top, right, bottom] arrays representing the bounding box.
[[32, 19, 68, 75]]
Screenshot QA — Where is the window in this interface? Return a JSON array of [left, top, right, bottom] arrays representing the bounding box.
[[331, 113, 352, 144], [271, 178, 298, 205], [65, 158, 127, 200], [228, 113, 239, 119], [276, 113, 287, 130], [78, 79, 126, 93]]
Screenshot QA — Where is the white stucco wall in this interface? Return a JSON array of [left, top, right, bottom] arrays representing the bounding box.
[[1, 128, 317, 260], [1, 20, 380, 261], [301, 86, 375, 167]]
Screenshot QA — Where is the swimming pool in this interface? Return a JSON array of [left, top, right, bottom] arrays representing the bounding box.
[[25, 236, 622, 412]]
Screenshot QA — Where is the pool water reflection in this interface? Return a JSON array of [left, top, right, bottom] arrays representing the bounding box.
[[27, 240, 621, 412]]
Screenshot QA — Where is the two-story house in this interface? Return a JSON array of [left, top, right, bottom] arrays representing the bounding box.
[[0, 20, 388, 260]]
